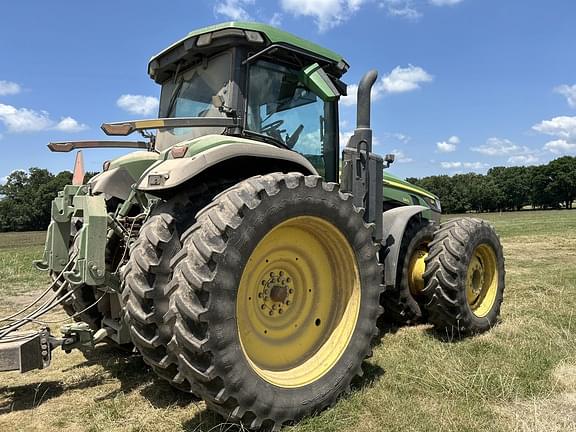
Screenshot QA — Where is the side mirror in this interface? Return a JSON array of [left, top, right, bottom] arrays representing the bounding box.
[[384, 153, 395, 168], [299, 63, 339, 102]]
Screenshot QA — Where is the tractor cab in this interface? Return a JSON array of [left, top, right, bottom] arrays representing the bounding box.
[[149, 22, 348, 181]]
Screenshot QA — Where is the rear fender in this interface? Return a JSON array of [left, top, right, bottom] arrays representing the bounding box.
[[136, 142, 317, 193], [89, 151, 159, 201], [381, 205, 437, 289]]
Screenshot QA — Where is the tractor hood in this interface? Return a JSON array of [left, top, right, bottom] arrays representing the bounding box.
[[383, 172, 439, 201]]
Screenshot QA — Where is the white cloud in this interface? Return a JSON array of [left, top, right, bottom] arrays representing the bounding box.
[[117, 94, 159, 116], [0, 103, 87, 133], [471, 137, 539, 164], [214, 0, 254, 20], [554, 84, 576, 108], [281, 0, 367, 32], [533, 116, 576, 141], [380, 65, 433, 93], [55, 116, 88, 132], [380, 0, 422, 20], [440, 161, 486, 170], [436, 135, 459, 152], [429, 0, 463, 6], [268, 12, 283, 27], [543, 139, 576, 155], [471, 137, 521, 156], [0, 80, 21, 96], [0, 103, 53, 132], [384, 132, 411, 144], [508, 154, 539, 165], [342, 65, 433, 106], [391, 148, 413, 163]]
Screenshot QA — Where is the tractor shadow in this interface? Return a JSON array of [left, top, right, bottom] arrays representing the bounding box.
[[0, 375, 105, 414], [377, 314, 472, 344], [71, 344, 199, 408], [0, 344, 198, 413]]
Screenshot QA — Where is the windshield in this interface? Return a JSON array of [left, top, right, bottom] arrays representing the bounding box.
[[246, 60, 336, 176], [156, 51, 232, 151]]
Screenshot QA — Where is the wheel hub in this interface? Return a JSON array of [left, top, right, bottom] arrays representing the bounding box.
[[258, 270, 294, 316], [468, 258, 485, 297]]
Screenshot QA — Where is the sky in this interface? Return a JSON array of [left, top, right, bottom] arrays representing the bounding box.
[[1, 0, 575, 182]]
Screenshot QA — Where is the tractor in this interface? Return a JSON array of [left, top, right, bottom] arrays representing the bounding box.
[[3, 22, 505, 430]]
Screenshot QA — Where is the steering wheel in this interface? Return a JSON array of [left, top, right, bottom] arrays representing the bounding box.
[[261, 119, 286, 143], [261, 119, 285, 135]]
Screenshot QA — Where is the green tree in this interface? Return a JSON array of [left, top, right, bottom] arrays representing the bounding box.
[[0, 168, 72, 232], [547, 156, 576, 209]]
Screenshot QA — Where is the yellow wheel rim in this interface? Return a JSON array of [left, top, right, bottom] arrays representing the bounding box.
[[236, 216, 361, 388], [466, 244, 499, 317], [408, 244, 428, 296]]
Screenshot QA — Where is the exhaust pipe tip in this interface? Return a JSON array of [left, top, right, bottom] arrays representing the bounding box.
[[356, 69, 378, 129]]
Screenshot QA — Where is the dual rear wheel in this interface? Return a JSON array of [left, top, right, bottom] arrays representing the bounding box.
[[124, 173, 383, 429]]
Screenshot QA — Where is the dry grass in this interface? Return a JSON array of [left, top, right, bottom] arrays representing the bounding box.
[[0, 209, 575, 432]]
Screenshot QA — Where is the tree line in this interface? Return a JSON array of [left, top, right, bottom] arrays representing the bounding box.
[[1, 156, 575, 232], [407, 156, 576, 214]]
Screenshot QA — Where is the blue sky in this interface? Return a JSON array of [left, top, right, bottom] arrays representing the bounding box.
[[1, 0, 575, 182]]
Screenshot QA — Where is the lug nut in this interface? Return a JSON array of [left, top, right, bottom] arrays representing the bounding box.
[[269, 311, 274, 316]]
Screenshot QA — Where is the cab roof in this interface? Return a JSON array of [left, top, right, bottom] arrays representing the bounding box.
[[148, 22, 349, 83]]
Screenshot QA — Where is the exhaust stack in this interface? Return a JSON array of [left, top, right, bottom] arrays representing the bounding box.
[[341, 69, 384, 242]]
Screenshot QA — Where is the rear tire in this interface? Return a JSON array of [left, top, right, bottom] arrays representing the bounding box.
[[422, 217, 505, 335], [123, 179, 239, 390], [166, 173, 383, 430]]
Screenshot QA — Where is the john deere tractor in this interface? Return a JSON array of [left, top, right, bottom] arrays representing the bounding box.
[[3, 22, 505, 430]]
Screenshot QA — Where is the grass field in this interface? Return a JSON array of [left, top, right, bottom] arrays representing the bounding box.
[[0, 210, 575, 432]]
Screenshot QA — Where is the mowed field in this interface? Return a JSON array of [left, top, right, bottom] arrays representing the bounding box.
[[0, 210, 575, 432]]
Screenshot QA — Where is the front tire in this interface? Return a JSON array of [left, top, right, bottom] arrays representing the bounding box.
[[166, 173, 383, 430], [380, 219, 435, 325], [422, 217, 505, 335]]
